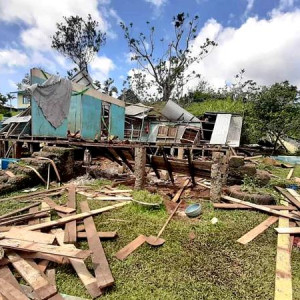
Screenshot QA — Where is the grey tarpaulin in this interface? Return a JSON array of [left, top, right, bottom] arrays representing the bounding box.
[[29, 75, 72, 128]]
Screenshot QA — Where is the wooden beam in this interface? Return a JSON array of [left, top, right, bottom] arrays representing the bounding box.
[[80, 201, 114, 288], [52, 229, 102, 299], [213, 203, 297, 210], [187, 149, 196, 186], [237, 216, 278, 245], [24, 201, 131, 231], [222, 195, 300, 221], [171, 179, 190, 203], [77, 231, 117, 239], [162, 149, 174, 184], [146, 154, 160, 179], [7, 252, 57, 300], [43, 197, 75, 214], [115, 149, 134, 172], [64, 185, 77, 244]]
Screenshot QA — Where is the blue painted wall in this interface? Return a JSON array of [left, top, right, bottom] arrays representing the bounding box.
[[81, 95, 101, 140], [31, 74, 125, 140], [109, 104, 125, 139]]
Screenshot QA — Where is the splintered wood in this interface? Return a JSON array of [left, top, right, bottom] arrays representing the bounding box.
[[0, 185, 129, 299]]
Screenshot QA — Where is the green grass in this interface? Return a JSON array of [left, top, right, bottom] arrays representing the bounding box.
[[1, 175, 300, 299]]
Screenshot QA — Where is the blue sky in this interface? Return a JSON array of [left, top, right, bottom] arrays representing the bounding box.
[[0, 0, 300, 106]]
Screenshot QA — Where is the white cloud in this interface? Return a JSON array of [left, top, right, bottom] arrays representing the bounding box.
[[271, 0, 295, 16], [0, 0, 109, 51], [90, 55, 115, 81], [186, 10, 300, 89], [144, 0, 167, 8], [242, 0, 255, 19], [0, 49, 28, 68]]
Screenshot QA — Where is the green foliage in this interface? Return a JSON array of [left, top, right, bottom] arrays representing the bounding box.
[[120, 13, 217, 102], [249, 81, 300, 151], [52, 14, 106, 73], [186, 98, 246, 116]]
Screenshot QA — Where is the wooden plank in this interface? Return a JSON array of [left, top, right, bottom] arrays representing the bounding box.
[[43, 197, 76, 214], [64, 185, 77, 244], [0, 187, 65, 203], [237, 216, 278, 245], [222, 195, 300, 221], [213, 203, 297, 210], [24, 201, 130, 231], [276, 227, 300, 234], [80, 201, 114, 288], [91, 196, 132, 201], [0, 265, 23, 292], [171, 179, 190, 203], [77, 231, 118, 239], [7, 252, 56, 300], [0, 278, 29, 300], [275, 186, 300, 209], [0, 212, 49, 227], [115, 234, 146, 261], [0, 203, 39, 221], [27, 206, 40, 225], [274, 206, 292, 300], [76, 224, 85, 232], [286, 188, 300, 208], [1, 228, 56, 244], [53, 229, 101, 299], [0, 239, 91, 259], [19, 252, 69, 265], [286, 168, 294, 180]]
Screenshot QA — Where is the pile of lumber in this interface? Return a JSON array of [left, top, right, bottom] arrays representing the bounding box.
[[0, 185, 131, 299], [214, 186, 300, 300]]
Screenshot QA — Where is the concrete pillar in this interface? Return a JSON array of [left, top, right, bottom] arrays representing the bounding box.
[[134, 147, 146, 190], [177, 147, 184, 159], [210, 151, 224, 202]]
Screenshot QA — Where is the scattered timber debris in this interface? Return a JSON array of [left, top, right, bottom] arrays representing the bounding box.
[[0, 185, 130, 299]]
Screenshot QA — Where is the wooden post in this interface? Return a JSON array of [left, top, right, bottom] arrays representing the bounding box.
[[13, 142, 22, 159], [210, 151, 224, 202], [177, 147, 184, 159], [134, 147, 146, 190]]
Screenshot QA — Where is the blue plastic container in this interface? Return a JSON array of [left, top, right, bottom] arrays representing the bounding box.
[[185, 203, 202, 218], [0, 158, 18, 170]]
